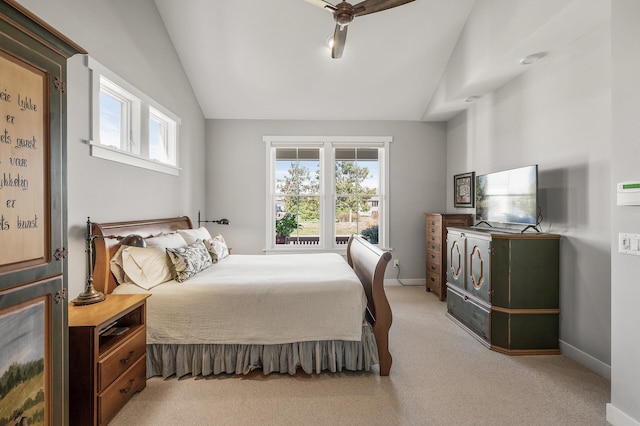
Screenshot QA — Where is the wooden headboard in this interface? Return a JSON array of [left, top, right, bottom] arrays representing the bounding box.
[[92, 216, 192, 295]]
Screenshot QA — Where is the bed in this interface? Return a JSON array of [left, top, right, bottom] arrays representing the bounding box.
[[90, 216, 393, 377]]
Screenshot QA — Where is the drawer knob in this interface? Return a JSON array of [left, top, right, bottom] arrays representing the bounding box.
[[120, 378, 135, 394], [120, 350, 135, 364], [431, 228, 435, 232], [431, 254, 436, 259], [431, 265, 436, 270], [430, 277, 435, 282], [431, 244, 435, 249], [431, 221, 435, 225], [431, 236, 435, 241]]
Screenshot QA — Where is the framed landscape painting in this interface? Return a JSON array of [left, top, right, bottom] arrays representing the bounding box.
[[0, 297, 48, 426], [454, 172, 475, 208]]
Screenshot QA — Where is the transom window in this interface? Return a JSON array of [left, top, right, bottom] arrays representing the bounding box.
[[265, 136, 390, 251], [87, 56, 181, 175]]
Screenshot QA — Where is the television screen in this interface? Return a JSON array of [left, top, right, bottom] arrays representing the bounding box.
[[475, 165, 538, 226]]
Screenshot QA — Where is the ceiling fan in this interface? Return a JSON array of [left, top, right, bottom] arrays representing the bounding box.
[[305, 0, 415, 59]]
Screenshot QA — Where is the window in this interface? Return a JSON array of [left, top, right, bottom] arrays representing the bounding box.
[[87, 56, 180, 175], [265, 136, 391, 251]]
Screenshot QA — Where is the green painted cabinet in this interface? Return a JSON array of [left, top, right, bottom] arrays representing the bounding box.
[[446, 227, 560, 354], [0, 2, 85, 425]]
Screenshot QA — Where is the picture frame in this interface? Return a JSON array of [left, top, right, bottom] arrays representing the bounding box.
[[454, 171, 475, 208]]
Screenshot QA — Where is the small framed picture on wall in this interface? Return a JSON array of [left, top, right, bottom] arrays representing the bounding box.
[[454, 172, 475, 208]]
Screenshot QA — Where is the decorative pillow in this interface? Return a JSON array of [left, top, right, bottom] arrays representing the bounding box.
[[202, 239, 219, 264], [211, 234, 229, 260], [145, 233, 187, 250], [110, 245, 132, 285], [177, 227, 213, 245], [166, 240, 213, 282], [121, 246, 173, 290]]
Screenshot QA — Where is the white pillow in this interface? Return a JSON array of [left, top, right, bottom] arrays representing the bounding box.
[[145, 233, 187, 249], [110, 245, 132, 285], [177, 227, 212, 245], [121, 246, 173, 290]]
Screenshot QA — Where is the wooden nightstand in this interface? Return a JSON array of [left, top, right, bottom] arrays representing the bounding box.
[[69, 294, 150, 425]]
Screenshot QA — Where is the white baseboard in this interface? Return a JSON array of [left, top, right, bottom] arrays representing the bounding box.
[[607, 404, 640, 426], [384, 278, 423, 286], [559, 339, 611, 380]]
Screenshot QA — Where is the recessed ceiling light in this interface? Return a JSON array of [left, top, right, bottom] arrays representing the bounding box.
[[520, 52, 547, 65]]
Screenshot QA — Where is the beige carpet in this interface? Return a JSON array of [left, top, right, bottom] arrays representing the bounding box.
[[109, 285, 610, 425]]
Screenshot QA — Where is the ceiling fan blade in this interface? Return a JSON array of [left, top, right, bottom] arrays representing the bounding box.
[[305, 0, 337, 12], [353, 0, 414, 17], [332, 24, 348, 59]]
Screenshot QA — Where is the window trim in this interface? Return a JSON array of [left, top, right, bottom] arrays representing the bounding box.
[[86, 55, 181, 175], [264, 135, 391, 253]]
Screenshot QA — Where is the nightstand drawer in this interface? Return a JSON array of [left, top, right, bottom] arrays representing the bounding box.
[[98, 327, 146, 392], [98, 354, 146, 426]]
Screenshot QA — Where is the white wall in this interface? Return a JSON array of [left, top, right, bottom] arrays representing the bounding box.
[[205, 119, 447, 281], [444, 5, 612, 377], [609, 1, 640, 424], [16, 0, 206, 298]]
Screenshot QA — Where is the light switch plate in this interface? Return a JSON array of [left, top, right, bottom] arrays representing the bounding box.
[[619, 233, 640, 256]]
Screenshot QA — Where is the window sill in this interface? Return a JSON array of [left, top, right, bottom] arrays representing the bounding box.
[[88, 142, 180, 176]]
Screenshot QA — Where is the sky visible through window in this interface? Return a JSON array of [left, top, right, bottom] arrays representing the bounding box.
[[99, 91, 121, 148]]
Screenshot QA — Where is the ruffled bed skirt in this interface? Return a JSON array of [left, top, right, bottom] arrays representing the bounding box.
[[146, 323, 379, 378]]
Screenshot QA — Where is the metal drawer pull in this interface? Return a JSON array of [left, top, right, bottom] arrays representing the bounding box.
[[431, 254, 436, 258], [431, 265, 436, 270], [120, 350, 135, 364], [120, 378, 134, 394], [431, 228, 435, 232], [430, 277, 435, 282], [431, 236, 435, 241], [431, 244, 435, 249]]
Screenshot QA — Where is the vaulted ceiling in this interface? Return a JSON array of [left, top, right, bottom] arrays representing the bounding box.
[[153, 0, 476, 121], [153, 0, 607, 122]]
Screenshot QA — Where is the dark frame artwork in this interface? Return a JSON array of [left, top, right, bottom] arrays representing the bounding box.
[[454, 172, 475, 208]]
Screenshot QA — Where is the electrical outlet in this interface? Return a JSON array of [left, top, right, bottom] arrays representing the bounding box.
[[393, 259, 399, 268]]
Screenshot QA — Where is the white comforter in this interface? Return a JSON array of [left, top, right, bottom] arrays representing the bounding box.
[[112, 253, 367, 345]]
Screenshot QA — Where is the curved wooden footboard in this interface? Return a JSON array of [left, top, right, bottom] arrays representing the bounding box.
[[347, 235, 393, 376]]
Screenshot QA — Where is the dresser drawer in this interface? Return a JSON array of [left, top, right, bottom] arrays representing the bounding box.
[[426, 260, 441, 275], [447, 286, 490, 342], [98, 327, 145, 392], [426, 215, 442, 227], [427, 241, 440, 252], [98, 354, 146, 426], [426, 270, 441, 289]]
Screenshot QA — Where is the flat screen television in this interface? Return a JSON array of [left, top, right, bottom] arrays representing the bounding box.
[[475, 164, 538, 226]]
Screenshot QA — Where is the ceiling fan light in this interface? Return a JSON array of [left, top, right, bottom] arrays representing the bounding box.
[[326, 35, 334, 49]]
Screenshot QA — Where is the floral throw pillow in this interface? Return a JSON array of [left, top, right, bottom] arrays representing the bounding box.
[[202, 239, 219, 264], [166, 240, 212, 282], [211, 234, 230, 260]]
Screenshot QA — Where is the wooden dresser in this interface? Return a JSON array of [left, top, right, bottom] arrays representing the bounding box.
[[69, 294, 150, 425], [425, 213, 472, 300]]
